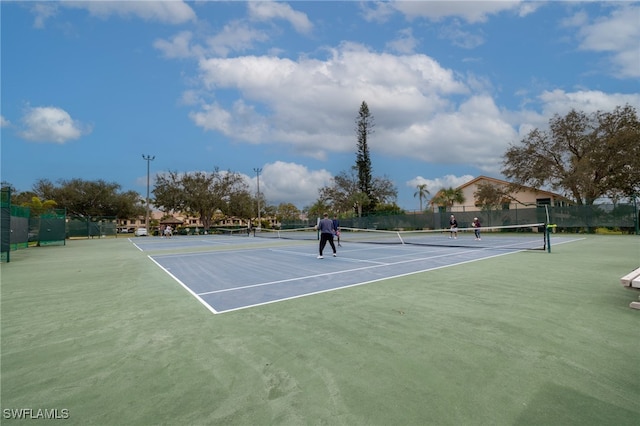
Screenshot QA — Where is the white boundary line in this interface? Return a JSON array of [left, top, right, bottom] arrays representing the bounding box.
[[213, 249, 523, 314], [147, 236, 586, 315], [147, 255, 219, 315], [165, 247, 523, 314]]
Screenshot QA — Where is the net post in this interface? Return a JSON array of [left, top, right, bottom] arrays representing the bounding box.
[[546, 224, 556, 253]]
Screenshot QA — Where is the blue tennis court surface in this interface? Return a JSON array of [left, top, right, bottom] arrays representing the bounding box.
[[132, 234, 582, 314]]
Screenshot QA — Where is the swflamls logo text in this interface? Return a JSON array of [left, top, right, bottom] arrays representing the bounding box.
[[3, 408, 70, 419]]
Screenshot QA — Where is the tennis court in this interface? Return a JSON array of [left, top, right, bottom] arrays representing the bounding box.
[[134, 230, 582, 314], [2, 234, 638, 425]]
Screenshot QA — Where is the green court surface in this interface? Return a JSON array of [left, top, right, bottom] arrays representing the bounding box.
[[1, 235, 639, 425]]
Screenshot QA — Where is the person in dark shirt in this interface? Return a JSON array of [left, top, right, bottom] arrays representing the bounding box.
[[315, 213, 337, 259], [472, 217, 481, 240], [449, 215, 458, 239], [332, 215, 341, 247]]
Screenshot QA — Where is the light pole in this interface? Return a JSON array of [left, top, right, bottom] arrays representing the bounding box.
[[142, 154, 155, 231], [253, 167, 262, 229]]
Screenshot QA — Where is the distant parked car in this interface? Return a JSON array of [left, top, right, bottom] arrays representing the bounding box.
[[134, 228, 148, 237]]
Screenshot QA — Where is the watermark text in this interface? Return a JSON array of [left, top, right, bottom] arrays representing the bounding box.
[[3, 408, 70, 420]]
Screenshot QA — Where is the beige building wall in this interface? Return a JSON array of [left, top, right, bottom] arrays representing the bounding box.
[[450, 176, 570, 212]]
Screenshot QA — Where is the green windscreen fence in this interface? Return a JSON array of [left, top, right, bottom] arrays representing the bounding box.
[[11, 205, 31, 249], [30, 209, 67, 246], [67, 217, 117, 238], [1, 188, 10, 262], [283, 203, 639, 234]]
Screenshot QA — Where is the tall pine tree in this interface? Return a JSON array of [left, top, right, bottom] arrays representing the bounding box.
[[355, 101, 376, 214]]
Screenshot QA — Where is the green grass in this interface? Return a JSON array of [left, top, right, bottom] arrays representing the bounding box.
[[2, 235, 639, 425]]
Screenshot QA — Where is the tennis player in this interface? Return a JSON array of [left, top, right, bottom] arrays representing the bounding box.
[[315, 213, 337, 259], [472, 217, 481, 240], [332, 215, 341, 247], [449, 215, 458, 239]]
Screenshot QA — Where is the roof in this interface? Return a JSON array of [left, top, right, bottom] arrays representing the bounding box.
[[160, 217, 184, 225], [455, 175, 568, 199]]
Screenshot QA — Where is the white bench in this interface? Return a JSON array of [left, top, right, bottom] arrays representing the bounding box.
[[620, 267, 640, 310]]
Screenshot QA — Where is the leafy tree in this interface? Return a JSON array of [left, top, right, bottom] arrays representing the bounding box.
[[413, 183, 430, 211], [305, 199, 331, 220], [473, 182, 506, 209], [372, 175, 398, 206], [355, 101, 376, 213], [6, 188, 39, 207], [32, 178, 144, 218], [472, 182, 509, 226], [275, 203, 301, 222], [429, 187, 466, 209], [374, 202, 404, 215], [502, 105, 640, 205], [351, 191, 370, 218], [314, 101, 397, 216], [318, 168, 397, 215], [20, 196, 57, 216], [319, 169, 359, 213], [227, 190, 254, 220], [153, 168, 250, 230]]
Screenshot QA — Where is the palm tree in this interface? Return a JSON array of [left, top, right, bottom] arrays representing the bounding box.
[[413, 184, 430, 212], [429, 187, 465, 210]]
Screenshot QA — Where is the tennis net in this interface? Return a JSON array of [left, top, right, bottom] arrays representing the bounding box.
[[217, 227, 253, 236], [254, 227, 319, 240], [254, 223, 548, 250]]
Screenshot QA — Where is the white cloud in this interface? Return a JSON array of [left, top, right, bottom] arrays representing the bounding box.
[[247, 161, 333, 209], [0, 116, 10, 127], [190, 100, 269, 143], [381, 1, 525, 24], [153, 31, 198, 59], [30, 3, 58, 28], [438, 20, 485, 49], [247, 1, 313, 34], [192, 43, 468, 153], [154, 22, 270, 59], [19, 106, 90, 144], [537, 89, 640, 117], [61, 0, 196, 25], [185, 36, 640, 204], [406, 174, 475, 195], [205, 21, 270, 57], [386, 28, 420, 54], [569, 4, 640, 78]]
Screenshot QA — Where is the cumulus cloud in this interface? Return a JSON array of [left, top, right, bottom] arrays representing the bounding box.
[[205, 21, 270, 58], [407, 174, 476, 196], [189, 43, 518, 172], [0, 116, 10, 127], [248, 1, 313, 34], [191, 43, 468, 154], [566, 4, 640, 78], [386, 28, 419, 54], [537, 89, 640, 115], [19, 106, 91, 144], [62, 0, 196, 25], [246, 161, 333, 209], [30, 2, 58, 28], [153, 31, 199, 59], [186, 38, 640, 184], [364, 0, 526, 24]]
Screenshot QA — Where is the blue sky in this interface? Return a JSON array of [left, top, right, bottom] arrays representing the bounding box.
[[2, 1, 639, 211]]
